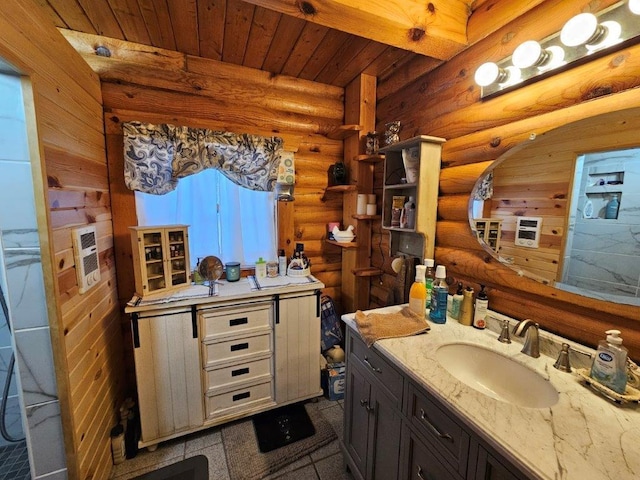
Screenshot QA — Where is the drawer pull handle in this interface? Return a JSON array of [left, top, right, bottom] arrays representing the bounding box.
[[359, 399, 374, 413], [363, 356, 382, 373], [230, 342, 249, 352], [232, 391, 250, 402], [416, 465, 426, 480], [419, 409, 453, 443], [231, 367, 249, 377], [229, 317, 248, 327]]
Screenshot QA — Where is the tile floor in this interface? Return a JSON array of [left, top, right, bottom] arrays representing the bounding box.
[[0, 441, 30, 480], [110, 397, 354, 480]]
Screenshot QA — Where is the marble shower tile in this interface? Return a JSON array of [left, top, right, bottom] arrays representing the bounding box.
[[565, 249, 640, 289], [25, 400, 66, 477], [34, 469, 68, 480], [0, 162, 38, 237], [3, 249, 49, 330], [572, 221, 640, 256], [0, 395, 24, 448], [0, 346, 19, 397], [14, 327, 58, 406]]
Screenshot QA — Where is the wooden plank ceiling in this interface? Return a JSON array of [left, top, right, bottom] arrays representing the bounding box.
[[39, 0, 490, 89]]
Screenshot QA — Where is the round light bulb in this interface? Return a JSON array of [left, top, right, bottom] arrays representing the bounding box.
[[586, 21, 622, 51], [630, 0, 640, 15], [538, 46, 566, 71], [560, 13, 600, 47], [474, 62, 501, 87], [512, 40, 546, 68], [502, 66, 522, 86]]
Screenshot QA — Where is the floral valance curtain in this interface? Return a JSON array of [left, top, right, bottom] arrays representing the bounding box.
[[123, 121, 284, 195]]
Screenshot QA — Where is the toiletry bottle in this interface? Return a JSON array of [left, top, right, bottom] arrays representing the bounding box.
[[429, 265, 448, 324], [255, 257, 267, 278], [409, 265, 427, 318], [278, 249, 287, 275], [473, 284, 489, 329], [424, 259, 435, 309], [450, 282, 464, 320], [459, 286, 474, 326], [400, 196, 416, 229], [605, 194, 620, 219], [590, 329, 628, 394]]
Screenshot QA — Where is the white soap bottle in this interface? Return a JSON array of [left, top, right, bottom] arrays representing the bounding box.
[[590, 329, 628, 394]]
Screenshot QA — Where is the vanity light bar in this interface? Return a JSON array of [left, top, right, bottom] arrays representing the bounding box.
[[476, 0, 640, 99]]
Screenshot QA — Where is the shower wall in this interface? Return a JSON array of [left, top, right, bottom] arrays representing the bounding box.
[[0, 74, 67, 478]]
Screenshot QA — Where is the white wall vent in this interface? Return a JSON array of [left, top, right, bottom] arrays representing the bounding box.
[[72, 225, 100, 294], [515, 217, 542, 248]]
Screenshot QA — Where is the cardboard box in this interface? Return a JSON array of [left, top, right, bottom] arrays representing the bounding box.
[[321, 362, 345, 401]]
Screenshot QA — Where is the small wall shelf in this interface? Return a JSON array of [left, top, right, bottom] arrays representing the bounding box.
[[354, 154, 385, 163], [352, 267, 383, 277], [352, 214, 380, 221], [326, 239, 358, 248], [327, 124, 362, 140], [322, 184, 357, 201]]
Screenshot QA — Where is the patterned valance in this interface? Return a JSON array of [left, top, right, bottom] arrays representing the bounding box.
[[123, 122, 284, 195]]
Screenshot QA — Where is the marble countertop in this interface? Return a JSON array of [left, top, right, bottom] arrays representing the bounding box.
[[342, 306, 640, 480], [125, 275, 323, 313]]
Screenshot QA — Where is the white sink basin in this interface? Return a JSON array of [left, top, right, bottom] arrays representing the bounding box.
[[436, 343, 559, 408]]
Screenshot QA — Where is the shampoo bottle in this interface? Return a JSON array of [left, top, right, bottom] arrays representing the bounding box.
[[473, 285, 489, 329], [459, 286, 474, 326], [424, 259, 435, 308], [429, 265, 448, 324], [409, 265, 427, 318], [590, 329, 628, 394], [605, 194, 620, 219], [450, 282, 464, 320]]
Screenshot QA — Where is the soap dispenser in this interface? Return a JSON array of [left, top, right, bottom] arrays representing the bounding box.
[[590, 329, 628, 394]]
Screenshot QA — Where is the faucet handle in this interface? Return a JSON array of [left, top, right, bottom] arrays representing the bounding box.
[[497, 320, 511, 344], [554, 343, 572, 372]]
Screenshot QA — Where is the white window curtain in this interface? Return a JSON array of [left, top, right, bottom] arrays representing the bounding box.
[[135, 168, 276, 267]]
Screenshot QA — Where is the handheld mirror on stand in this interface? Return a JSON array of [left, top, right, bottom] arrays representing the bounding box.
[[199, 255, 223, 296]]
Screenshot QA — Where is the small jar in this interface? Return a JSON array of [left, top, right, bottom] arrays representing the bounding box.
[[267, 261, 278, 278], [225, 262, 241, 282]]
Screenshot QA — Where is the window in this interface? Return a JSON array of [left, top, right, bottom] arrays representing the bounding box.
[[135, 169, 276, 268]]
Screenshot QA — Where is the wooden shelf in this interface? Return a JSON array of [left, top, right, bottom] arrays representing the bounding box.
[[354, 154, 385, 163], [326, 239, 358, 248], [322, 184, 357, 201], [352, 267, 383, 277], [384, 183, 417, 190], [327, 124, 362, 140], [352, 214, 380, 220]]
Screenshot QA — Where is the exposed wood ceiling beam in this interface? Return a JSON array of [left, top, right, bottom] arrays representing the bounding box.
[[240, 0, 470, 60]]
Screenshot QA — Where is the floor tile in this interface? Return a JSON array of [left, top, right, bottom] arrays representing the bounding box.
[[315, 453, 354, 480], [309, 439, 340, 462], [270, 463, 319, 480]]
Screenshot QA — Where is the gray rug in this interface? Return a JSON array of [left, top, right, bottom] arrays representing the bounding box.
[[222, 402, 337, 480], [131, 455, 208, 480]]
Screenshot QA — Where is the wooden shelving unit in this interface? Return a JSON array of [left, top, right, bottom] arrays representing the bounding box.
[[327, 124, 362, 140]]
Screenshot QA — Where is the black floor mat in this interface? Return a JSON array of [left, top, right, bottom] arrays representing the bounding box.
[[252, 402, 316, 453]]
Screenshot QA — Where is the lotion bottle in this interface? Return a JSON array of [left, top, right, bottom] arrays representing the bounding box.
[[473, 285, 488, 329], [450, 282, 464, 320], [409, 265, 427, 318], [590, 329, 628, 394]]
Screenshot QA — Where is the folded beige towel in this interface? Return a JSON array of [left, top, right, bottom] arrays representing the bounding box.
[[355, 307, 430, 347]]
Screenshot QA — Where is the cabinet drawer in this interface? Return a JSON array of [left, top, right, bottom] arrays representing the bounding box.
[[203, 333, 272, 368], [200, 302, 271, 340], [404, 426, 461, 480], [408, 384, 469, 476], [348, 331, 403, 404], [205, 381, 273, 419], [205, 356, 272, 394]]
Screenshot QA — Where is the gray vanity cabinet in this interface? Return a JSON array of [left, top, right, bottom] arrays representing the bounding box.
[[342, 325, 531, 480], [344, 330, 403, 480]]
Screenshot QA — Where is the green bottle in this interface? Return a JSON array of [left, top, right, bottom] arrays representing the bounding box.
[[424, 259, 435, 309]]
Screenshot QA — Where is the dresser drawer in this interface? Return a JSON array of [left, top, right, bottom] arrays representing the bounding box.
[[205, 381, 273, 419], [348, 330, 403, 405], [203, 332, 272, 368], [407, 384, 469, 476], [200, 302, 271, 341], [403, 425, 462, 480], [204, 356, 272, 394]]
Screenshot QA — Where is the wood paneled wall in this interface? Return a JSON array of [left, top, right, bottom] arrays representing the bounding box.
[[0, 1, 123, 479], [62, 30, 348, 386], [375, 0, 640, 360]]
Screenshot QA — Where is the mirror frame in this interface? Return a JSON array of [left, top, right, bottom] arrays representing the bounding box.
[[468, 107, 640, 317]]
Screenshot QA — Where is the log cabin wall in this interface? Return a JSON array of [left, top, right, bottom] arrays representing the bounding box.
[[61, 30, 347, 387], [0, 1, 123, 480], [375, 0, 640, 360]]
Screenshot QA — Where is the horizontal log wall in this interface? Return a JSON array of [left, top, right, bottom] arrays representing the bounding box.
[[62, 30, 347, 389], [376, 0, 640, 360], [0, 2, 123, 480]]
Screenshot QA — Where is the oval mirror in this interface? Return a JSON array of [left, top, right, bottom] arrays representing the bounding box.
[[469, 108, 640, 306]]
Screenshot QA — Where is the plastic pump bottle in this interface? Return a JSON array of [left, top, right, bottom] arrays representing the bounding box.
[[459, 286, 474, 326], [429, 265, 448, 324], [473, 285, 489, 329], [424, 259, 435, 309], [605, 194, 620, 219], [450, 282, 464, 320], [590, 329, 628, 394], [409, 265, 427, 318], [400, 196, 416, 229]]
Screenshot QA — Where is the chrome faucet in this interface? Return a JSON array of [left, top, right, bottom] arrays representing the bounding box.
[[513, 319, 540, 358]]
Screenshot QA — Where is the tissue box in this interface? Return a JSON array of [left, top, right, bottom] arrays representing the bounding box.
[[322, 362, 345, 401]]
